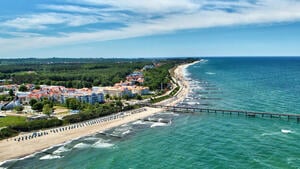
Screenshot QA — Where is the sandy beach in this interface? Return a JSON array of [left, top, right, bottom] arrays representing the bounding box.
[[159, 60, 200, 106], [0, 107, 163, 162], [0, 61, 199, 163]]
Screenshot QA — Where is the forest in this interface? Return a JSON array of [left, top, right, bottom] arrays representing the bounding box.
[[0, 58, 196, 89], [0, 59, 151, 88]]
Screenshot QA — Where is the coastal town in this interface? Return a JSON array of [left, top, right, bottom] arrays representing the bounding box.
[[1, 0, 297, 167], [0, 59, 194, 162], [0, 66, 151, 115]]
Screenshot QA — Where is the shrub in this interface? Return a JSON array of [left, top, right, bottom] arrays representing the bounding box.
[[14, 106, 24, 112], [0, 128, 18, 140]]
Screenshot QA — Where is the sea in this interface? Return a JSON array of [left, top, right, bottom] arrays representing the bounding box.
[[1, 57, 300, 169]]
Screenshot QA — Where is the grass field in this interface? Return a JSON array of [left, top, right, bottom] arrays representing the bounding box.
[[53, 106, 69, 114], [0, 116, 26, 128]]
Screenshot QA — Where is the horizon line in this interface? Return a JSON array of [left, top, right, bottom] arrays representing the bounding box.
[[1, 56, 300, 60]]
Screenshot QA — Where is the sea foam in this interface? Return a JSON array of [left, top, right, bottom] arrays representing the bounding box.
[[73, 143, 90, 149], [150, 122, 169, 128], [84, 137, 99, 141], [205, 72, 216, 75], [281, 129, 293, 134], [122, 130, 131, 135], [53, 146, 70, 154], [40, 154, 62, 160], [133, 120, 147, 125], [92, 141, 114, 148]]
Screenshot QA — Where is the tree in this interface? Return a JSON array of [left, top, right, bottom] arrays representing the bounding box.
[[136, 95, 143, 100], [14, 106, 24, 112], [42, 98, 53, 108], [32, 102, 43, 112], [123, 94, 130, 101], [8, 89, 14, 97], [18, 85, 28, 92], [66, 98, 81, 110], [35, 85, 41, 90], [66, 81, 72, 88], [105, 94, 110, 100], [29, 99, 38, 107], [43, 104, 52, 116], [113, 96, 120, 100], [0, 95, 11, 102], [115, 100, 123, 108]]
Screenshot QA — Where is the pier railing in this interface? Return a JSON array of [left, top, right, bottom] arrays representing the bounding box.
[[142, 104, 300, 122]]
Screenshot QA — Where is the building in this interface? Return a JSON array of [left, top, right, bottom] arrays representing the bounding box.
[[2, 84, 18, 91], [16, 92, 31, 104], [1, 85, 108, 106], [132, 86, 150, 95], [102, 87, 123, 97], [61, 90, 104, 105], [126, 71, 144, 85], [89, 93, 104, 104], [0, 79, 12, 85], [28, 90, 50, 101], [142, 65, 154, 71], [0, 103, 3, 111], [121, 87, 133, 97], [0, 86, 5, 92], [4, 99, 21, 110]]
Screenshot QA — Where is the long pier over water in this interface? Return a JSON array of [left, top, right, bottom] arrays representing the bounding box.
[[147, 105, 300, 122]]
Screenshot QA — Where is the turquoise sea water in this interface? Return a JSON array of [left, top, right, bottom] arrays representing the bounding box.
[[2, 57, 300, 169]]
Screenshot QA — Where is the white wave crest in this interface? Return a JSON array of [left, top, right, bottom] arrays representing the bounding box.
[[205, 72, 216, 75], [92, 141, 114, 148], [73, 143, 90, 149], [39, 154, 62, 160], [150, 122, 168, 128], [261, 132, 278, 136], [187, 102, 198, 105], [200, 59, 208, 63], [161, 112, 179, 116], [84, 137, 99, 141], [53, 146, 70, 154], [281, 129, 293, 134], [132, 120, 147, 125], [122, 130, 131, 135]]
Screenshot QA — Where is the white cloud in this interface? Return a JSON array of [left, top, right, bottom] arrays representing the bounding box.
[[72, 0, 201, 14], [3, 31, 41, 38], [1, 0, 300, 54], [2, 13, 100, 30], [39, 4, 118, 14]]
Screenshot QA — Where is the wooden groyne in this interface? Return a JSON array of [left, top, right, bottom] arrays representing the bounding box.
[[146, 105, 300, 122]]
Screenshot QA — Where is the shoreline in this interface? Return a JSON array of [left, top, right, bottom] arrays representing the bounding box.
[[0, 60, 199, 163], [158, 60, 200, 106], [0, 107, 163, 162]]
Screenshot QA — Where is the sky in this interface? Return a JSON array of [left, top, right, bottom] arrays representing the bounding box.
[[0, 0, 300, 58]]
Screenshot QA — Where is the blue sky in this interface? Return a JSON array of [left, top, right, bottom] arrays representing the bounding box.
[[0, 0, 300, 58]]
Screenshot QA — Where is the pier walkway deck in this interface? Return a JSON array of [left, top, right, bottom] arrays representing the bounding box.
[[145, 105, 300, 122]]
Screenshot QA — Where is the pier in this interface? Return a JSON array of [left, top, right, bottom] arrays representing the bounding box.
[[145, 105, 300, 122]]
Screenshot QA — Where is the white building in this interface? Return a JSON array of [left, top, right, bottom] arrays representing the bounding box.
[[62, 92, 104, 104], [16, 92, 31, 104]]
